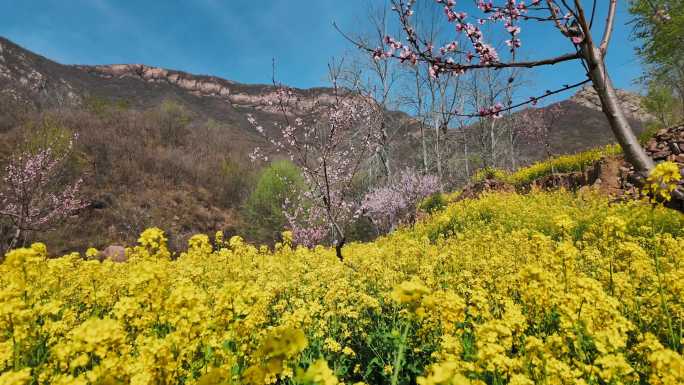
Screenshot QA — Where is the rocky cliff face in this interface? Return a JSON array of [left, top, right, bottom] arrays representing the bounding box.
[[76, 64, 234, 98], [0, 38, 82, 107], [0, 36, 347, 127], [76, 63, 339, 115], [570, 85, 654, 123]]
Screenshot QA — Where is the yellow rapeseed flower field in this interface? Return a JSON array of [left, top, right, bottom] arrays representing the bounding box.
[[471, 145, 622, 186], [1, 190, 684, 385]]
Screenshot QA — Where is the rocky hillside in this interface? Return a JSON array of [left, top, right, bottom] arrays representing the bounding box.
[[0, 37, 356, 149], [570, 84, 655, 122], [0, 36, 651, 167]]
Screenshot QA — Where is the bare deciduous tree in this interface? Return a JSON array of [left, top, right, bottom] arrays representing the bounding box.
[[355, 0, 654, 175]]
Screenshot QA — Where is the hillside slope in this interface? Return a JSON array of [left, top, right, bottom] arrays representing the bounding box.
[[0, 36, 649, 165], [0, 36, 653, 252]]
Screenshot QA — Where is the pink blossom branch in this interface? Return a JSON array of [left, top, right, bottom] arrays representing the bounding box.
[[1, 138, 87, 251], [246, 69, 383, 259]]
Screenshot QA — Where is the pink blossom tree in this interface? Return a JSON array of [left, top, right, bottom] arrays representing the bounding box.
[[361, 168, 440, 234], [282, 199, 330, 248], [249, 62, 383, 260], [354, 0, 654, 175], [0, 138, 86, 254]]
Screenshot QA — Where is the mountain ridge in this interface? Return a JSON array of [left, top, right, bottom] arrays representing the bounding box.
[[0, 35, 654, 185], [0, 35, 651, 125]]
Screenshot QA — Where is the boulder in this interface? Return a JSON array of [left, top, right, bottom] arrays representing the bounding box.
[[100, 245, 127, 263]]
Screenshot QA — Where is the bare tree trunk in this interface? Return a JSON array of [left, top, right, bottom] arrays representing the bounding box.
[[582, 43, 654, 174], [325, 206, 346, 262], [421, 122, 429, 174], [464, 130, 470, 179], [572, 0, 654, 174], [335, 237, 346, 262], [504, 72, 517, 170], [414, 69, 429, 174], [489, 119, 497, 168], [7, 227, 21, 253], [434, 112, 443, 182], [509, 126, 517, 170], [379, 121, 392, 178]]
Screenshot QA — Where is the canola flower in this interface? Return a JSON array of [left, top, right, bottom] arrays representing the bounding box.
[[644, 161, 682, 202], [1, 190, 683, 384], [471, 145, 621, 186], [296, 359, 339, 385]]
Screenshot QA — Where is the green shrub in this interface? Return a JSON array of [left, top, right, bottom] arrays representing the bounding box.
[[418, 193, 447, 214], [156, 100, 192, 146], [639, 123, 661, 145], [84, 95, 131, 117], [243, 160, 304, 243], [215, 157, 255, 208], [471, 166, 507, 183]]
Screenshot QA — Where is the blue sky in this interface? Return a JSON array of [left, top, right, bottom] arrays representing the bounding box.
[[0, 1, 646, 104]]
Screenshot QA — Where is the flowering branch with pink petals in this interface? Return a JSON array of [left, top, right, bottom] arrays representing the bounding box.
[[248, 62, 383, 260], [1, 136, 87, 254]]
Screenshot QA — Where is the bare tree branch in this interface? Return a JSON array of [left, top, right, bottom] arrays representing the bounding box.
[[450, 78, 590, 117], [600, 0, 618, 55]]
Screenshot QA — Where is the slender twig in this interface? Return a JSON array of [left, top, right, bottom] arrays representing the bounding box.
[[600, 0, 618, 55], [449, 78, 590, 117]]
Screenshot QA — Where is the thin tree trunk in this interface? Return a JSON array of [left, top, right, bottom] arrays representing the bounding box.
[[508, 126, 514, 170], [415, 69, 429, 174], [582, 43, 654, 174], [327, 209, 346, 262], [7, 227, 21, 252], [379, 121, 391, 178], [434, 112, 443, 182], [464, 130, 470, 179], [335, 237, 346, 262], [489, 119, 497, 168], [421, 121, 429, 174]]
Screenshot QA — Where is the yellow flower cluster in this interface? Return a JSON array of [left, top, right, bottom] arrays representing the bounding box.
[[644, 161, 682, 202], [1, 190, 683, 385], [471, 167, 509, 184], [296, 359, 339, 385]]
